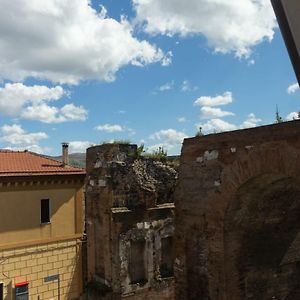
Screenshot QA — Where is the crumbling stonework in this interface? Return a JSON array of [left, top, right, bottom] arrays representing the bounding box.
[[85, 144, 176, 300], [175, 120, 300, 300]]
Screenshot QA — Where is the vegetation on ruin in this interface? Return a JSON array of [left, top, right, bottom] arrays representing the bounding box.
[[275, 106, 283, 123], [143, 146, 168, 162]]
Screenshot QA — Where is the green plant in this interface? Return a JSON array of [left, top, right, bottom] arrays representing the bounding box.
[[137, 143, 145, 158], [275, 105, 283, 123], [144, 146, 168, 161]]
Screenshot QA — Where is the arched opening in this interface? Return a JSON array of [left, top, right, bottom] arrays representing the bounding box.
[[224, 173, 300, 299]]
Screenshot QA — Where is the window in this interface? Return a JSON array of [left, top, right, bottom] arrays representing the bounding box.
[[160, 237, 174, 278], [0, 283, 3, 300], [40, 199, 50, 224], [15, 283, 28, 300], [129, 240, 147, 284]]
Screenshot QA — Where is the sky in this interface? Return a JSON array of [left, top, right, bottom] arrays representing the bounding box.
[[0, 0, 299, 156]]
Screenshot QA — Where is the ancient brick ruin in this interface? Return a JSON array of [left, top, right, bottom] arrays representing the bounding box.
[[175, 120, 300, 300], [85, 144, 177, 300]]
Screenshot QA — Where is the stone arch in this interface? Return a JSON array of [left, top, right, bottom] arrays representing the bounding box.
[[197, 141, 300, 300], [210, 142, 300, 299], [224, 174, 300, 299]]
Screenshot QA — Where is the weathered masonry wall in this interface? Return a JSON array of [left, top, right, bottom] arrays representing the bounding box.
[[175, 120, 300, 300], [85, 144, 176, 300]]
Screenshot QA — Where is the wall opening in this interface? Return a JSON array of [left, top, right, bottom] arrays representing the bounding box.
[[160, 237, 174, 277], [40, 198, 50, 224], [129, 240, 147, 284], [0, 283, 3, 300]]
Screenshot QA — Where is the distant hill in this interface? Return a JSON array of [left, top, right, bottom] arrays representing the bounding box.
[[52, 153, 86, 168]]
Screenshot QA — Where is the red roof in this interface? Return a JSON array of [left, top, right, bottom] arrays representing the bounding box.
[[0, 150, 85, 177]]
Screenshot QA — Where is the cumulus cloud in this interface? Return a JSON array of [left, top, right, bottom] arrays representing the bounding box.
[[69, 141, 93, 153], [198, 119, 237, 133], [0, 83, 87, 123], [286, 112, 300, 121], [0, 0, 166, 84], [200, 106, 234, 119], [240, 113, 262, 128], [287, 83, 299, 94], [0, 124, 49, 153], [197, 113, 261, 133], [194, 91, 233, 107], [149, 128, 187, 151], [21, 103, 87, 123], [95, 124, 124, 133], [133, 0, 276, 58], [0, 83, 64, 116]]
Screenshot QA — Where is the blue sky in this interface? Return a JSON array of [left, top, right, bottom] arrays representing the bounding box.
[[0, 0, 299, 155]]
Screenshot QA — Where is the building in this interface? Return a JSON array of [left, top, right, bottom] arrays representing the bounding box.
[[175, 120, 300, 299], [0, 146, 85, 300], [85, 144, 176, 300]]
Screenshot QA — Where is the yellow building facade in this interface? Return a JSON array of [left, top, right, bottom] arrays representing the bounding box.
[[0, 150, 85, 300]]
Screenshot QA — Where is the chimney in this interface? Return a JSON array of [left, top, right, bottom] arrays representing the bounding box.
[[62, 142, 69, 166]]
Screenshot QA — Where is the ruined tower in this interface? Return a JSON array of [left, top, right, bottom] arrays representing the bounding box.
[[85, 143, 176, 300]]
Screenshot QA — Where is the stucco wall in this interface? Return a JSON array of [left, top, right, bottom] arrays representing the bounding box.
[[0, 183, 84, 246]]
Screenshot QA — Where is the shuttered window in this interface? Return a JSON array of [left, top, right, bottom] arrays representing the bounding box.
[[40, 199, 50, 224]]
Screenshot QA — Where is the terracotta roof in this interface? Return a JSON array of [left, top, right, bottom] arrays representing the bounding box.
[[0, 150, 85, 177]]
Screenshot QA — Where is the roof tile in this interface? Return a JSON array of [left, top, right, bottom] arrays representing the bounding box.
[[0, 150, 85, 177]]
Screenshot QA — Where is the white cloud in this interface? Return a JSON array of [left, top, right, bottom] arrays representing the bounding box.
[[161, 51, 173, 66], [133, 0, 276, 58], [159, 81, 174, 91], [200, 106, 234, 119], [198, 119, 237, 133], [287, 83, 299, 94], [240, 113, 262, 128], [194, 91, 233, 107], [0, 83, 87, 123], [197, 113, 261, 133], [177, 117, 187, 123], [0, 0, 165, 84], [181, 80, 198, 92], [149, 128, 187, 151], [0, 124, 48, 153], [21, 103, 87, 123], [69, 141, 92, 153], [95, 124, 124, 133], [286, 112, 300, 121], [0, 83, 64, 116]]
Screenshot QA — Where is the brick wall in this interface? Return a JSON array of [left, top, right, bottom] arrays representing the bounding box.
[[175, 120, 300, 299]]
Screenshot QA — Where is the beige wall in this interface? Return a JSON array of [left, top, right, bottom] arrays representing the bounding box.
[[0, 239, 82, 300], [0, 185, 83, 247]]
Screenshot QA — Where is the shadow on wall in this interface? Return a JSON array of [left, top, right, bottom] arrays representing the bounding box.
[[224, 174, 300, 299]]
